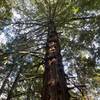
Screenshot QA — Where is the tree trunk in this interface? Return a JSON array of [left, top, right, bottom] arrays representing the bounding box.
[[42, 21, 70, 100], [7, 66, 22, 100]]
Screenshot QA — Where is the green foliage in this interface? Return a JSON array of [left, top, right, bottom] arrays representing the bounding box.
[[0, 0, 12, 20], [0, 0, 100, 99]]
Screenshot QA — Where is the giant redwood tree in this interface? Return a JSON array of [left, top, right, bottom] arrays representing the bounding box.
[[30, 0, 74, 99], [33, 0, 73, 99]]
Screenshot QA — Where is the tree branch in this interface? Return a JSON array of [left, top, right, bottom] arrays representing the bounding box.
[[70, 15, 100, 21]]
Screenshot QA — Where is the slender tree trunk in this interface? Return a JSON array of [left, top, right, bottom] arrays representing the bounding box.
[[0, 67, 13, 96], [7, 66, 22, 100], [42, 21, 70, 100]]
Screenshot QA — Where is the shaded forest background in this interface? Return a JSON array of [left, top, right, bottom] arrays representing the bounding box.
[[0, 0, 100, 100]]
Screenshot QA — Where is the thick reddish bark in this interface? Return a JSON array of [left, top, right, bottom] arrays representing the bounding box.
[[42, 21, 70, 100]]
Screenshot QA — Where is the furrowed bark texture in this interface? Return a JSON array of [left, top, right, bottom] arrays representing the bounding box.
[[42, 21, 70, 100]]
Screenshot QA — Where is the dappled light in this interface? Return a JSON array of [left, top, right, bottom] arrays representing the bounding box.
[[0, 0, 100, 100]]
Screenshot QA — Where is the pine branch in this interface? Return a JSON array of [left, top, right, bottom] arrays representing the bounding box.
[[70, 15, 100, 21], [19, 74, 43, 82], [68, 85, 86, 90]]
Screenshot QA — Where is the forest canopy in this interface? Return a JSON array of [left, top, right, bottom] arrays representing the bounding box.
[[0, 0, 100, 100]]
